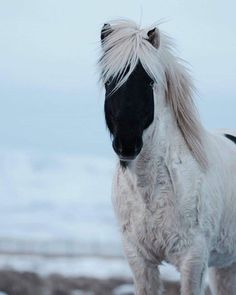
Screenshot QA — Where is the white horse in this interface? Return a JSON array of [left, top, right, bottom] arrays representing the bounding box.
[[99, 20, 236, 295]]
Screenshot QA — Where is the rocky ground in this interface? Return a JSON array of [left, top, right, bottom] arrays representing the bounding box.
[[0, 270, 212, 295]]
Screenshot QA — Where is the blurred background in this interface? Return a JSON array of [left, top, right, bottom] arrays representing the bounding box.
[[0, 0, 236, 294]]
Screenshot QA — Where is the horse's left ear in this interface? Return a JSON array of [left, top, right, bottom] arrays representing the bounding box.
[[101, 23, 113, 42], [147, 27, 160, 49]]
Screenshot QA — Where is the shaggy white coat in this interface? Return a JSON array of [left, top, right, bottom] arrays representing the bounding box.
[[99, 20, 236, 295]]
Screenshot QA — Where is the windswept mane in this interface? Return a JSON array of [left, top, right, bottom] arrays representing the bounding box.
[[99, 20, 208, 169]]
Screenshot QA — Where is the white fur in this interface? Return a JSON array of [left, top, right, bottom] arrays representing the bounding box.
[[99, 20, 236, 295]]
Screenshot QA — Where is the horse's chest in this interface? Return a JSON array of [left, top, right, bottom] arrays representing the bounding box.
[[113, 165, 200, 264], [114, 186, 189, 261], [129, 202, 172, 260]]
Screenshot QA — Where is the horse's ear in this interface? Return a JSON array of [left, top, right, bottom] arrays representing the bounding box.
[[101, 23, 112, 42], [147, 27, 160, 49]]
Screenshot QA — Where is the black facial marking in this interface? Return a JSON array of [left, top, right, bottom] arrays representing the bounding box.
[[224, 134, 236, 145], [104, 61, 155, 167]]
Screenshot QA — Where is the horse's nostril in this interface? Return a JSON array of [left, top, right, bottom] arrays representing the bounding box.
[[118, 147, 123, 155]]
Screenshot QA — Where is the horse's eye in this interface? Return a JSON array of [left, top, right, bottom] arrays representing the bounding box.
[[149, 81, 154, 87], [106, 78, 112, 86]]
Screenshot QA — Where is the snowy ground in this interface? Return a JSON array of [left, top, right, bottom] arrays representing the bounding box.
[[0, 149, 120, 256], [0, 254, 180, 281]]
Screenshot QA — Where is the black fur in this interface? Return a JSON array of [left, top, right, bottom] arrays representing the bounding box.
[[224, 134, 236, 145], [104, 61, 154, 167]]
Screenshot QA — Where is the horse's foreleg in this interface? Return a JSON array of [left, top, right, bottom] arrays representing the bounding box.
[[208, 262, 236, 295], [180, 241, 208, 295], [123, 238, 163, 295]]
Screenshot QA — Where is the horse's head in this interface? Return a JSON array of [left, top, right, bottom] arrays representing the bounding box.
[[104, 61, 154, 162], [99, 20, 207, 169], [100, 22, 160, 165]]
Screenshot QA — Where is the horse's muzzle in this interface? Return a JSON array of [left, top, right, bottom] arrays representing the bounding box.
[[112, 137, 143, 161]]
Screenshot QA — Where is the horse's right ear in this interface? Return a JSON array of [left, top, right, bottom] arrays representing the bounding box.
[[147, 27, 160, 49], [101, 23, 112, 42]]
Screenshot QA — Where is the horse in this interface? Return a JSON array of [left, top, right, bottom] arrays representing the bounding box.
[[98, 20, 236, 295]]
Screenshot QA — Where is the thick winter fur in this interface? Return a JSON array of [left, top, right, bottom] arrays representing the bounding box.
[[99, 20, 236, 295]]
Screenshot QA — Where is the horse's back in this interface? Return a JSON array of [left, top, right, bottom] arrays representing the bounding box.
[[214, 129, 236, 141]]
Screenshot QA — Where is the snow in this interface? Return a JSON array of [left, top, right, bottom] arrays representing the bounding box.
[[113, 284, 135, 295], [71, 291, 94, 295], [0, 253, 179, 281], [0, 149, 121, 256], [0, 254, 131, 278]]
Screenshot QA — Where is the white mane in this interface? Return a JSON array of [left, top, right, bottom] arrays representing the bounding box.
[[99, 20, 207, 169]]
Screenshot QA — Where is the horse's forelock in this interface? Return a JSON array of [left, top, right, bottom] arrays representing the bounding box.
[[99, 20, 163, 91]]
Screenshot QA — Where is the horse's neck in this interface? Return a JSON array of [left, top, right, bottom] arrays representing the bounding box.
[[128, 86, 189, 199]]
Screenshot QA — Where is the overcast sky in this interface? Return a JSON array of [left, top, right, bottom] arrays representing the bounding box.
[[1, 0, 236, 157]]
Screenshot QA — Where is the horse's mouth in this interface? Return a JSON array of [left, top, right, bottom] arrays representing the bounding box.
[[118, 155, 137, 161]]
